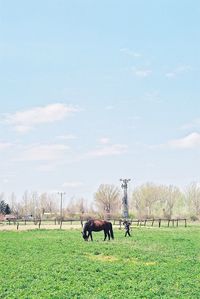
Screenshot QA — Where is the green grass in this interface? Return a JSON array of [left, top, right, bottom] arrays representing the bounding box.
[[0, 226, 200, 298]]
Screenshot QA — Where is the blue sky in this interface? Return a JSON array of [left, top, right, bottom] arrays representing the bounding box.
[[0, 0, 200, 202]]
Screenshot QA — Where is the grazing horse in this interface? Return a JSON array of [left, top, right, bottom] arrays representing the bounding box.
[[82, 219, 114, 241]]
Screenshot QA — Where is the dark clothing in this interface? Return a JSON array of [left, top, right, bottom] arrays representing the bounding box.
[[123, 221, 131, 237], [125, 229, 131, 237]]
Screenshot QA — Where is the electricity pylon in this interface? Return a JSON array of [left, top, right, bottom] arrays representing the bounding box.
[[120, 178, 131, 219]]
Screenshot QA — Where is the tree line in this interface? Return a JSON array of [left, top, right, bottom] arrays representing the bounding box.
[[1, 182, 200, 220]]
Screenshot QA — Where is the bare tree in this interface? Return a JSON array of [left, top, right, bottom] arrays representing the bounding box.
[[132, 183, 166, 218], [9, 192, 17, 213], [162, 185, 182, 219], [132, 183, 186, 219], [21, 190, 30, 216], [94, 184, 121, 218], [186, 182, 200, 219], [76, 198, 87, 214]]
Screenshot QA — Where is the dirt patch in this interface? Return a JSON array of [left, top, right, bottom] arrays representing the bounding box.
[[86, 253, 118, 262], [0, 224, 82, 231]]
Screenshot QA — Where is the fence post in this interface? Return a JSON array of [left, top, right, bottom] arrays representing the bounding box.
[[159, 219, 161, 227]]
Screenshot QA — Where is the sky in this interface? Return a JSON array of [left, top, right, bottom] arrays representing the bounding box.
[[0, 0, 200, 203]]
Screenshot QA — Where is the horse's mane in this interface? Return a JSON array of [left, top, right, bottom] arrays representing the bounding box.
[[83, 219, 92, 232]]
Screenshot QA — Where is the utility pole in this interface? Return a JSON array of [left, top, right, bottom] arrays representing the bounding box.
[[120, 178, 131, 219], [58, 192, 65, 220], [33, 191, 37, 220]]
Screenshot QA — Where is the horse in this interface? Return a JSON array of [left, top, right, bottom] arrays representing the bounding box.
[[82, 219, 114, 241]]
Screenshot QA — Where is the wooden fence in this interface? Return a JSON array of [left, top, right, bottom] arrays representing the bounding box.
[[0, 217, 187, 230], [118, 218, 187, 228]]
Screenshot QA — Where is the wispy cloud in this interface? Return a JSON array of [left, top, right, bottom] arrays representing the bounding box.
[[62, 181, 84, 188], [166, 65, 192, 78], [98, 137, 110, 145], [180, 118, 200, 130], [120, 48, 141, 58], [87, 143, 128, 157], [132, 67, 152, 78], [0, 173, 16, 184], [2, 103, 79, 133], [144, 91, 162, 104], [167, 132, 200, 149], [2, 178, 9, 184], [56, 134, 77, 140], [16, 143, 70, 161], [149, 132, 200, 150], [105, 105, 115, 111], [0, 142, 12, 150]]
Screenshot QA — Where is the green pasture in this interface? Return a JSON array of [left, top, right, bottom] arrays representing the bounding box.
[[0, 226, 200, 299]]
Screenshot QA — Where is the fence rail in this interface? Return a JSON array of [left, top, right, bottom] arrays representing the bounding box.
[[0, 217, 187, 230], [120, 218, 187, 228]]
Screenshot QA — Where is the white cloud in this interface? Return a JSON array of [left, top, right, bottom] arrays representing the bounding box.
[[144, 91, 162, 104], [3, 179, 9, 184], [13, 126, 33, 133], [0, 142, 12, 150], [35, 164, 55, 172], [62, 181, 84, 188], [168, 132, 200, 149], [128, 115, 141, 122], [88, 143, 128, 157], [120, 48, 141, 58], [56, 134, 77, 140], [181, 118, 200, 130], [147, 132, 200, 150], [98, 137, 110, 144], [166, 65, 192, 78], [3, 103, 79, 133], [132, 67, 152, 78], [105, 105, 114, 111], [16, 143, 70, 161]]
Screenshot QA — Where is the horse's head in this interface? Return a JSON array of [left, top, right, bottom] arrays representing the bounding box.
[[82, 231, 88, 241], [82, 221, 89, 241]]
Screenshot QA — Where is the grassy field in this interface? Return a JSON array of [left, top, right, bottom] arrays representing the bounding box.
[[0, 226, 200, 299]]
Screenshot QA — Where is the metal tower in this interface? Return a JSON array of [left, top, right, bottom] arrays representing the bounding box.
[[120, 178, 131, 219]]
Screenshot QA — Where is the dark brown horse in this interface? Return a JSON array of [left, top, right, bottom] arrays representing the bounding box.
[[82, 219, 114, 241]]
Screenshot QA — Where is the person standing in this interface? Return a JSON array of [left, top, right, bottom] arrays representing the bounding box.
[[123, 220, 131, 237]]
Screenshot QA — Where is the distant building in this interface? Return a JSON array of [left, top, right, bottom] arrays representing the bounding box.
[[0, 214, 17, 221], [0, 214, 5, 221], [5, 214, 17, 221]]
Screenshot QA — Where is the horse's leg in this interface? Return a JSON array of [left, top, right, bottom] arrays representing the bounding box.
[[90, 232, 93, 241], [104, 230, 107, 241], [107, 231, 110, 240]]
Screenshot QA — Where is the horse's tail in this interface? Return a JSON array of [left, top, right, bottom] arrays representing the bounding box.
[[109, 223, 114, 239]]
